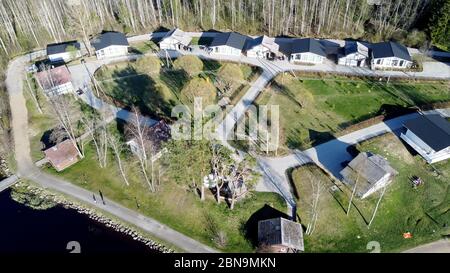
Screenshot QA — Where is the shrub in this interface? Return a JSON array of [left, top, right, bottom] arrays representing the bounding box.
[[134, 55, 161, 74], [173, 55, 204, 77], [181, 77, 217, 105]]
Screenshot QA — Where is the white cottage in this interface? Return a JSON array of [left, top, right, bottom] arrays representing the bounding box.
[[90, 32, 129, 60], [208, 32, 249, 56], [159, 28, 192, 50], [288, 38, 327, 64], [338, 41, 369, 67], [371, 41, 412, 70], [47, 41, 81, 63], [340, 152, 398, 199], [35, 65, 74, 96], [245, 35, 280, 59], [400, 114, 450, 164]]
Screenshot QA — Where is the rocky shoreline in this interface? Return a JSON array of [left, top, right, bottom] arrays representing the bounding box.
[[12, 181, 173, 253]]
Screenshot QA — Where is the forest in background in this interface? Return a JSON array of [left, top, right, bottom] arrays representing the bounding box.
[[0, 0, 449, 174]]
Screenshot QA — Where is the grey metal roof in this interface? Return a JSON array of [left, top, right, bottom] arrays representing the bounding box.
[[161, 28, 192, 46], [209, 32, 249, 50], [258, 217, 304, 251], [47, 41, 80, 55], [290, 38, 327, 57], [340, 152, 397, 197], [404, 114, 450, 151], [371, 41, 411, 61], [90, 32, 129, 51], [245, 35, 280, 53]]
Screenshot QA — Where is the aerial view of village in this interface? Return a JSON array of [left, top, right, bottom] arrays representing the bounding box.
[[0, 0, 449, 261]]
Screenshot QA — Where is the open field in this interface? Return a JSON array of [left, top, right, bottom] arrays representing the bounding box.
[[43, 143, 286, 252], [254, 74, 450, 154], [292, 133, 449, 252]]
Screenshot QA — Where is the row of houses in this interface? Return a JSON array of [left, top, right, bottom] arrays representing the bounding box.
[[159, 28, 413, 69]]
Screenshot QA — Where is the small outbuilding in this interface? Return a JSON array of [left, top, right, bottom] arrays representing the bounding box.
[[159, 28, 192, 50], [340, 152, 398, 199], [337, 41, 369, 67], [44, 139, 80, 172], [288, 38, 327, 64], [258, 217, 304, 253], [90, 31, 129, 60], [370, 41, 412, 70], [46, 41, 81, 63], [35, 65, 74, 96], [400, 114, 450, 164], [245, 35, 280, 59], [208, 32, 249, 56]]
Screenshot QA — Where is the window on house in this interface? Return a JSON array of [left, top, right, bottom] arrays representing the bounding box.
[[392, 60, 398, 66], [376, 59, 381, 64], [399, 60, 404, 66]]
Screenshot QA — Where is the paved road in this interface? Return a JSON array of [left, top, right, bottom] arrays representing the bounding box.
[[403, 239, 450, 253], [6, 53, 217, 253]]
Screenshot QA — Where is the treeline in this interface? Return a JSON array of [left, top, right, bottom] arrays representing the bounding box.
[[0, 0, 439, 67]]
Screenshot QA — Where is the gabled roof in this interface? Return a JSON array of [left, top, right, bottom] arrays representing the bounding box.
[[290, 38, 327, 57], [161, 28, 192, 46], [35, 66, 72, 90], [246, 35, 280, 53], [371, 41, 411, 61], [258, 217, 304, 251], [340, 152, 397, 197], [344, 41, 369, 57], [404, 114, 450, 151], [209, 32, 249, 51], [90, 32, 129, 51], [44, 139, 80, 171], [47, 41, 80, 55]]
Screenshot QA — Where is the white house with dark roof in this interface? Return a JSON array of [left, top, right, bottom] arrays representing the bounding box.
[[90, 32, 129, 60], [159, 28, 192, 50], [371, 41, 412, 70], [258, 217, 304, 253], [338, 41, 369, 67], [340, 152, 398, 199], [208, 32, 249, 56], [400, 114, 450, 164], [245, 35, 280, 59], [288, 38, 327, 64], [46, 41, 81, 63]]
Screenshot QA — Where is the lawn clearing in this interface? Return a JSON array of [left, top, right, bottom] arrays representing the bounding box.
[[44, 142, 286, 252], [129, 40, 159, 54], [292, 133, 449, 252], [254, 74, 450, 153]]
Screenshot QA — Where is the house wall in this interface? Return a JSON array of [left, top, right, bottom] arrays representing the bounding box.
[[209, 45, 242, 56], [44, 82, 74, 96], [400, 130, 450, 163], [48, 51, 81, 63], [160, 37, 182, 50], [246, 45, 271, 58], [338, 52, 367, 67], [371, 56, 412, 69], [95, 45, 129, 59], [290, 52, 324, 64], [360, 174, 392, 199]]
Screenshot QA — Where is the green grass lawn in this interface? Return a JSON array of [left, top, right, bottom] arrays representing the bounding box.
[[95, 58, 260, 120], [292, 133, 449, 252], [43, 143, 286, 252], [254, 74, 450, 153], [129, 40, 159, 54]]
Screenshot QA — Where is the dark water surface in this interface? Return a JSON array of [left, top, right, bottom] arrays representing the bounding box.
[[0, 189, 158, 253]]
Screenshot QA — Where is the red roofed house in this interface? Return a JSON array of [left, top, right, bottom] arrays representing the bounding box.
[[43, 139, 80, 171], [35, 65, 74, 96]]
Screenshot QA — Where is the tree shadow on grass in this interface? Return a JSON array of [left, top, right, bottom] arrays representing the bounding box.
[[242, 204, 290, 248], [159, 67, 190, 94], [110, 66, 174, 120]]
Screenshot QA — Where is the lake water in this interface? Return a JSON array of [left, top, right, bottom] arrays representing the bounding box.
[[0, 189, 159, 253]]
